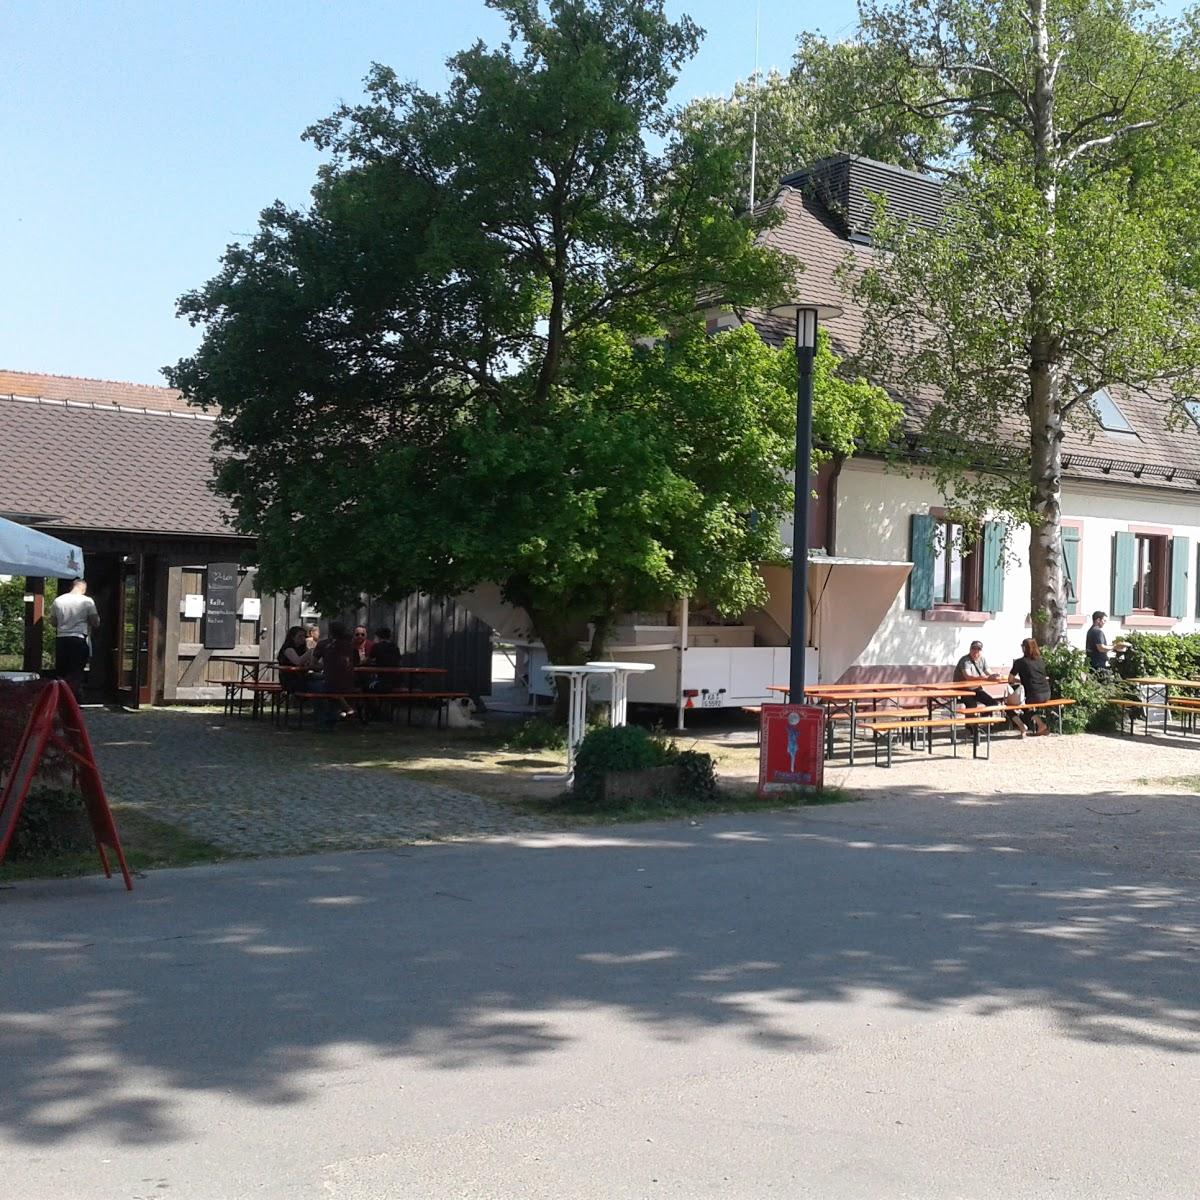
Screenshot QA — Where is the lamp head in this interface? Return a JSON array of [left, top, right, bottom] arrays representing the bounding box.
[[768, 302, 844, 350]]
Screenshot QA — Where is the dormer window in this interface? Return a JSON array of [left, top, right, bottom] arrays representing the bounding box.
[[1183, 398, 1200, 430], [1090, 388, 1135, 435]]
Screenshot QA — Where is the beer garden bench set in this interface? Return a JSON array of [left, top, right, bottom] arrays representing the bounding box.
[[750, 682, 1076, 769], [213, 661, 469, 730]]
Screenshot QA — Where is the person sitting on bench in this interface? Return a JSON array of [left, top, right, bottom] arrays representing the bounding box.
[[1008, 638, 1051, 737], [954, 640, 1005, 710], [313, 621, 357, 727], [277, 625, 314, 695], [364, 626, 402, 692]]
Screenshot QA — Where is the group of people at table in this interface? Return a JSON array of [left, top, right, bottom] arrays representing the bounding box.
[[276, 621, 404, 725], [952, 611, 1123, 737]]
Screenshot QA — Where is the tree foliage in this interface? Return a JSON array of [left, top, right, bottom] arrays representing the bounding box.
[[679, 33, 955, 211], [844, 0, 1200, 642], [169, 0, 898, 661]]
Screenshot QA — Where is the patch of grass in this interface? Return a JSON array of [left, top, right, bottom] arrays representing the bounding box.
[[1147, 774, 1200, 791], [0, 806, 223, 882], [515, 783, 858, 824]]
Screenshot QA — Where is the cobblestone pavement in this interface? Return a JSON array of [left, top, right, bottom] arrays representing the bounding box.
[[85, 707, 553, 856]]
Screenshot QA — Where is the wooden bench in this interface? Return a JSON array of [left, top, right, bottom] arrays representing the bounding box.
[[1110, 697, 1200, 735], [741, 705, 851, 750], [215, 679, 282, 719], [982, 697, 1076, 734], [289, 689, 469, 730], [864, 714, 1006, 767]]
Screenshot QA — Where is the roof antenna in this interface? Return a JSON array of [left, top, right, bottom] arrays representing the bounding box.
[[748, 0, 762, 211]]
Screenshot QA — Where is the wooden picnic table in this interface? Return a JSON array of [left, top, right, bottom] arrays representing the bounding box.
[[767, 682, 989, 765], [1114, 677, 1200, 735], [352, 666, 448, 674]]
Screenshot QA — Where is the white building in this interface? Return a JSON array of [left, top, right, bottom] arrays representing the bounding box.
[[741, 155, 1200, 685]]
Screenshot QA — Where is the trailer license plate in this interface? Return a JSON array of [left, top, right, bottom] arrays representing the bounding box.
[[701, 692, 722, 708]]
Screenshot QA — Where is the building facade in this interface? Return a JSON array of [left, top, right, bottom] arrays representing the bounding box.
[[0, 371, 491, 704], [741, 156, 1200, 683]]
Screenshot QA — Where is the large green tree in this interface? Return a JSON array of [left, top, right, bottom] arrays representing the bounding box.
[[845, 0, 1200, 644], [169, 0, 898, 663]]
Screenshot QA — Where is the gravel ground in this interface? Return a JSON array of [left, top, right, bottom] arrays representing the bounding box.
[[85, 706, 553, 856], [83, 705, 1200, 880], [703, 721, 1200, 881]]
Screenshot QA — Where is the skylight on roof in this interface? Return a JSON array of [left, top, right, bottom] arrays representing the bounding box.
[[1089, 388, 1135, 434]]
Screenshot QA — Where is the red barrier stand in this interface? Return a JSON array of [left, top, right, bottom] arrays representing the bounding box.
[[758, 703, 826, 796], [0, 681, 132, 889]]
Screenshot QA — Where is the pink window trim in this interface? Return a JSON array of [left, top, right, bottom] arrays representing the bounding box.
[[1122, 613, 1178, 629], [1062, 518, 1085, 626], [922, 608, 991, 624]]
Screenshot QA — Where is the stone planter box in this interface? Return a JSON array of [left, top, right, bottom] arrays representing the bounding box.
[[600, 764, 680, 804]]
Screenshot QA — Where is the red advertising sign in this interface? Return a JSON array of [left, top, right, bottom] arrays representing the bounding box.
[[0, 681, 132, 889], [758, 703, 825, 796]]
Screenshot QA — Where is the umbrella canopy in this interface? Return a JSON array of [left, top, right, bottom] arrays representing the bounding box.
[[0, 517, 84, 578]]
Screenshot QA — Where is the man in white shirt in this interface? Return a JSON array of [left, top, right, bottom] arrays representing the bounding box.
[[49, 577, 100, 701]]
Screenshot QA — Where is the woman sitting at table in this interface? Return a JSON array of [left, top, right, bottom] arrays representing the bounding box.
[[277, 626, 313, 693], [1008, 638, 1051, 737]]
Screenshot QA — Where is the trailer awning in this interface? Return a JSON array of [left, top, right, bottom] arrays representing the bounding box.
[[0, 517, 84, 578], [759, 557, 913, 682]]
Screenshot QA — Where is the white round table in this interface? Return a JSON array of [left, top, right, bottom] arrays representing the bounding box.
[[536, 664, 617, 782], [585, 660, 656, 728]]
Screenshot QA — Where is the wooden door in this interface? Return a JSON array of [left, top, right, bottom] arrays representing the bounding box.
[[114, 555, 150, 707]]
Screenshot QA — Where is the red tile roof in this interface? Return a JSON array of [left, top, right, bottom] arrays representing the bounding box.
[[0, 393, 238, 537], [751, 183, 1200, 493], [0, 369, 195, 415]]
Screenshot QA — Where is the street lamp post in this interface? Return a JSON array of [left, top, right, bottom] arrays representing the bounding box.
[[770, 302, 844, 703]]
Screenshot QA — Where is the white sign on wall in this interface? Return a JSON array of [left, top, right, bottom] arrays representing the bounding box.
[[183, 594, 205, 618], [242, 597, 262, 621]]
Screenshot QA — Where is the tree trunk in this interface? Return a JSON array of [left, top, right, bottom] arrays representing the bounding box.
[[1027, 0, 1066, 648], [1028, 359, 1067, 646], [527, 608, 587, 724]]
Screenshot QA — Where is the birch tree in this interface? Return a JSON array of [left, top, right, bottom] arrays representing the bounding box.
[[849, 0, 1200, 644]]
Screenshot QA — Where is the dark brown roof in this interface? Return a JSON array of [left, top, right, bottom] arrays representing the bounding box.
[[0, 369, 193, 415], [751, 173, 1200, 493], [0, 394, 238, 537]]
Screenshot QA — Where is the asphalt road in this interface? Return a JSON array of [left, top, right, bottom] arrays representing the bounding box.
[[2, 808, 1199, 1199]]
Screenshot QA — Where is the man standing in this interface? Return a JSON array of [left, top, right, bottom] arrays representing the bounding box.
[[1086, 611, 1113, 674], [953, 640, 1005, 710], [49, 577, 100, 701]]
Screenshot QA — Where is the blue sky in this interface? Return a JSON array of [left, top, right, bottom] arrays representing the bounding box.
[[0, 0, 856, 385]]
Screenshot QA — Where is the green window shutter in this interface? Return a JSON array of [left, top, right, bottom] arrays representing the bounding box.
[[1061, 526, 1080, 617], [1111, 531, 1135, 618], [980, 521, 1005, 613], [908, 514, 935, 610], [1171, 536, 1190, 620]]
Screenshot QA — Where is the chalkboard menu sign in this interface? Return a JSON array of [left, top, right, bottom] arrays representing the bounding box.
[[204, 563, 239, 649]]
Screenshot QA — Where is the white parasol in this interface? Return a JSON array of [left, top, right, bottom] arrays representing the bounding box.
[[0, 516, 84, 578]]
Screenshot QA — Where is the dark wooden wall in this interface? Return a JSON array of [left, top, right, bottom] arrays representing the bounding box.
[[347, 594, 493, 699]]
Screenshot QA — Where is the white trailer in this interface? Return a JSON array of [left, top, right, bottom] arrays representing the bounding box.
[[463, 556, 912, 726]]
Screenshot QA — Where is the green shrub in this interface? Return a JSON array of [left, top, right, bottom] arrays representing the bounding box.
[[6, 788, 91, 860], [1046, 643, 1118, 734], [671, 748, 719, 802], [0, 577, 58, 660], [1042, 643, 1120, 733], [504, 717, 568, 752], [1119, 632, 1200, 681], [572, 726, 720, 807], [573, 724, 669, 805]]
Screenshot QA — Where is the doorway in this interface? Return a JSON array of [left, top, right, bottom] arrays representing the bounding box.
[[114, 554, 155, 707], [85, 552, 156, 706]]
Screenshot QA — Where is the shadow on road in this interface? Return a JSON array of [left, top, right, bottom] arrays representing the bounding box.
[[2, 795, 1199, 1146]]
